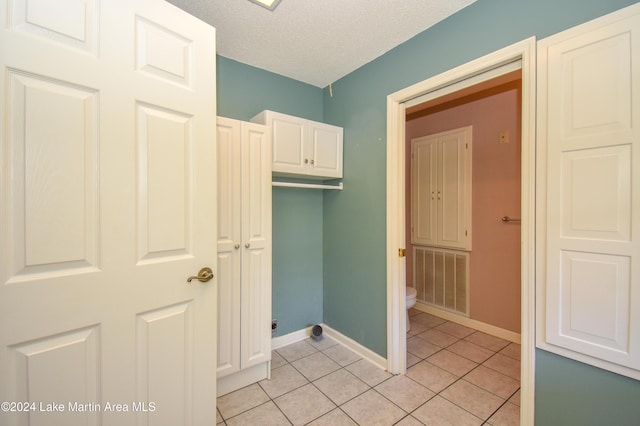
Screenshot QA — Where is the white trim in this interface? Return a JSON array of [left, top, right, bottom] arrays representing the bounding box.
[[272, 181, 343, 190], [405, 59, 522, 108], [271, 324, 388, 371], [321, 323, 388, 371], [386, 37, 536, 426], [271, 326, 313, 350], [414, 302, 521, 344], [217, 362, 269, 397]]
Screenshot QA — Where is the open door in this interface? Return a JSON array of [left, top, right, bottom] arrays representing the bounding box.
[[0, 1, 218, 425]]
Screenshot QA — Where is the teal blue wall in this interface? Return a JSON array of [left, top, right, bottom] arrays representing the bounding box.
[[535, 350, 640, 425], [217, 57, 324, 336], [217, 1, 640, 422], [323, 0, 639, 358], [320, 0, 640, 424]]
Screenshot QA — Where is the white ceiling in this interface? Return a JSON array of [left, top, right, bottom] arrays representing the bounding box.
[[166, 0, 477, 88]]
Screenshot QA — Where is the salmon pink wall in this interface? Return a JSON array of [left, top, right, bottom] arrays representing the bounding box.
[[405, 82, 522, 333]]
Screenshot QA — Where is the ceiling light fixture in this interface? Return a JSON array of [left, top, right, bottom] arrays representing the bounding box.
[[248, 0, 282, 11]]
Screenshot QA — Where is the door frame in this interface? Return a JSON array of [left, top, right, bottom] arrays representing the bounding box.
[[386, 37, 536, 425]]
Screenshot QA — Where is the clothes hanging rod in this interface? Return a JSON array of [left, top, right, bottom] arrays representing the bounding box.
[[272, 181, 343, 190], [501, 216, 521, 223]]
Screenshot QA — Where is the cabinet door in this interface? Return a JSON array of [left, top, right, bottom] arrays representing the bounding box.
[[240, 123, 272, 370], [216, 118, 242, 378], [438, 128, 471, 250], [411, 136, 438, 246], [308, 122, 343, 178], [538, 4, 640, 378], [411, 127, 471, 250], [270, 112, 307, 176]]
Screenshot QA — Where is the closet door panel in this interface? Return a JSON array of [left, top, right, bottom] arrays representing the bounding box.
[[411, 136, 437, 246], [216, 119, 241, 378], [439, 132, 467, 249], [240, 123, 272, 369], [539, 5, 640, 376]]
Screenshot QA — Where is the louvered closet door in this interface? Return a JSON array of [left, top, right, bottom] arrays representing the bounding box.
[[539, 4, 640, 377], [411, 135, 438, 246]]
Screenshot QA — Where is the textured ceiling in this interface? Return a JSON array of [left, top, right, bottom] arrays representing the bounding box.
[[166, 0, 477, 88]]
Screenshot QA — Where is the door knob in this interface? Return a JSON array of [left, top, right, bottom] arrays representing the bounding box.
[[187, 267, 214, 283]]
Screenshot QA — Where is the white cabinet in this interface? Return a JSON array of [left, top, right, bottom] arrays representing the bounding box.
[[216, 117, 272, 395], [411, 126, 472, 251], [537, 4, 640, 380], [251, 110, 343, 179]]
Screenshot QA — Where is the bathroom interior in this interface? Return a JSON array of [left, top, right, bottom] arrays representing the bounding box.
[[404, 70, 523, 342]]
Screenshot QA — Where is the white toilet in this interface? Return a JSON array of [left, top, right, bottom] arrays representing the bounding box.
[[406, 287, 417, 332]]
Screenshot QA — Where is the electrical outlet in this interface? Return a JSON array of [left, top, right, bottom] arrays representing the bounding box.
[[271, 320, 277, 333]]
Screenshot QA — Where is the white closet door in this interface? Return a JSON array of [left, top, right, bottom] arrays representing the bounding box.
[[240, 123, 272, 370], [411, 135, 438, 246], [538, 3, 640, 378], [438, 128, 472, 250], [216, 118, 242, 378], [411, 127, 471, 250], [0, 1, 218, 425]]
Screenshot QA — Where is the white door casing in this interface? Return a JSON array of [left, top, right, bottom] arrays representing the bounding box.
[[537, 3, 640, 379], [387, 38, 537, 425], [0, 1, 217, 425]]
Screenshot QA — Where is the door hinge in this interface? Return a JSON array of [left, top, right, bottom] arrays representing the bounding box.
[[398, 248, 406, 257], [465, 230, 468, 236]]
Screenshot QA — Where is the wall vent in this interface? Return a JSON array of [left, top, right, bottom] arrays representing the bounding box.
[[413, 246, 469, 316]]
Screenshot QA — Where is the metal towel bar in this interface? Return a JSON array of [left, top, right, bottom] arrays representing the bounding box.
[[501, 216, 521, 223]]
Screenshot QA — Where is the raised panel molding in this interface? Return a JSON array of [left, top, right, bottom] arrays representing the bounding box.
[[8, 326, 100, 424], [556, 251, 631, 356], [135, 16, 193, 87], [9, 0, 98, 53], [558, 32, 631, 137], [538, 4, 640, 379], [137, 302, 193, 426], [5, 70, 99, 284], [136, 102, 192, 264], [561, 146, 631, 241]]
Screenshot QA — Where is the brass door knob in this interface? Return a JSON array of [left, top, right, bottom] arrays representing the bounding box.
[[187, 267, 214, 283]]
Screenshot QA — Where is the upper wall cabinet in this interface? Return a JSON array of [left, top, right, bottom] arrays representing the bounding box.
[[411, 126, 472, 251], [251, 110, 343, 180]]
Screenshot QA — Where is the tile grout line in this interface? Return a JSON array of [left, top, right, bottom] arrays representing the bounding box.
[[220, 318, 520, 425]]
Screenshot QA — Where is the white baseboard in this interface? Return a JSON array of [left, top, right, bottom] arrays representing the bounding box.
[[415, 302, 521, 344], [271, 326, 313, 350], [271, 324, 388, 372], [320, 323, 388, 371]]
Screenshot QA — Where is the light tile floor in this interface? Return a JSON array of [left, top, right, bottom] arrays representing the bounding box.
[[216, 310, 520, 425]]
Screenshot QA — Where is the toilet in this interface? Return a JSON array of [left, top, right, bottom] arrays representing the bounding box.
[[406, 287, 417, 332]]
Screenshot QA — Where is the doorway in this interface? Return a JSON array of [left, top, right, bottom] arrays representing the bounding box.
[[406, 70, 522, 341], [385, 38, 536, 425]]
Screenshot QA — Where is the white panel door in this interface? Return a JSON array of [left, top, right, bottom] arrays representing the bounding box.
[[240, 123, 272, 369], [538, 3, 640, 377], [411, 136, 438, 246], [0, 1, 218, 425], [216, 118, 242, 378], [438, 129, 471, 250]]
